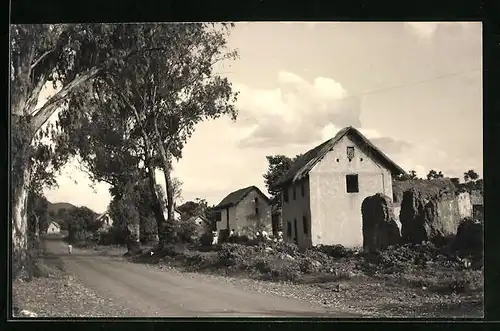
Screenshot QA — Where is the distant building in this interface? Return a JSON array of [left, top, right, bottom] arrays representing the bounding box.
[[471, 190, 484, 222], [214, 186, 272, 238], [273, 126, 406, 249], [96, 211, 114, 231], [46, 221, 61, 234]]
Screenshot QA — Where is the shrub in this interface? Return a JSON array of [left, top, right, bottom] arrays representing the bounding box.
[[199, 232, 214, 247], [316, 244, 355, 258], [175, 218, 198, 243]]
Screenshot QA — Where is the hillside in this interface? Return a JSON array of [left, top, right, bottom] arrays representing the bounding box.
[[47, 202, 77, 216], [47, 201, 100, 219]]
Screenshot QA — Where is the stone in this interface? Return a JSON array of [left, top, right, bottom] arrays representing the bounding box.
[[451, 217, 483, 259], [400, 188, 462, 245], [361, 193, 401, 253]]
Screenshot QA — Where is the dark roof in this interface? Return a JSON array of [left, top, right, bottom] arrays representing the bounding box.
[[215, 186, 270, 210], [273, 126, 406, 188]]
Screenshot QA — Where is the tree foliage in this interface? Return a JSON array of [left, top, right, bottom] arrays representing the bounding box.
[[426, 169, 444, 180], [65, 206, 101, 243], [54, 23, 239, 244], [263, 154, 301, 206]]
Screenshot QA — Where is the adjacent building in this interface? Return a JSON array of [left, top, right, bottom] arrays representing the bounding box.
[[273, 126, 406, 249], [214, 186, 272, 238]]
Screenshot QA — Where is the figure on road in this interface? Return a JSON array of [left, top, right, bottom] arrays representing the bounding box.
[[68, 243, 73, 255]]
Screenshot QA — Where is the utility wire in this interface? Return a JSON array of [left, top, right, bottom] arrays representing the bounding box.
[[234, 67, 481, 122]]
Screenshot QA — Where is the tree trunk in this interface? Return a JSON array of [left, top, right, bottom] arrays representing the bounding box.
[[153, 119, 176, 244], [145, 160, 167, 243], [125, 223, 141, 256], [12, 141, 33, 280]]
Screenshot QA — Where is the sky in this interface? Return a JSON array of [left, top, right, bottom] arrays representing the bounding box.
[[38, 22, 483, 214]]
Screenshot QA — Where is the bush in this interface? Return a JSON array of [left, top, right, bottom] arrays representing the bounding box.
[[175, 218, 198, 243], [316, 244, 355, 258], [199, 232, 214, 247]]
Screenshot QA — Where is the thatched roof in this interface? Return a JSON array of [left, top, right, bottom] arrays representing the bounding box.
[[392, 178, 457, 204], [215, 186, 270, 210], [273, 126, 406, 188]]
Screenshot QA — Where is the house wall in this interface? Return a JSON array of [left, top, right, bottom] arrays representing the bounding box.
[[216, 206, 236, 232], [436, 198, 463, 236], [234, 190, 272, 235], [307, 135, 393, 248], [47, 223, 60, 234], [457, 192, 473, 219], [216, 190, 272, 235], [281, 177, 312, 247]]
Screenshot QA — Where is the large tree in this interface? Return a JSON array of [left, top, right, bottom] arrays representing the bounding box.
[[10, 24, 178, 277], [61, 23, 239, 244]]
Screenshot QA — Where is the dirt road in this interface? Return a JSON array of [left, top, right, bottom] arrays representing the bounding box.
[[44, 239, 360, 317]]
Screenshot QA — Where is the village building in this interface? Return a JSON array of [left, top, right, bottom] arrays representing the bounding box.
[[95, 211, 114, 232], [188, 215, 213, 235], [214, 186, 272, 239], [471, 190, 484, 222], [273, 126, 406, 249], [46, 221, 61, 234]]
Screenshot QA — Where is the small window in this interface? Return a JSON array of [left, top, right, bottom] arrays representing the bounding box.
[[287, 221, 292, 238], [347, 146, 355, 162], [302, 216, 308, 235], [255, 207, 260, 216], [301, 181, 305, 197], [215, 212, 221, 222], [293, 186, 296, 200], [283, 187, 289, 203], [346, 174, 359, 193], [226, 208, 229, 222]]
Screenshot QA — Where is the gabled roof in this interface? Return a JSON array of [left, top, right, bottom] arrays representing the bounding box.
[[49, 221, 61, 229], [215, 185, 270, 210], [273, 126, 406, 188], [188, 214, 211, 225]]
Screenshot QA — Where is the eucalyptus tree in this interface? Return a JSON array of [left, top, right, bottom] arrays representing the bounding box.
[[10, 23, 177, 277], [59, 23, 239, 244]]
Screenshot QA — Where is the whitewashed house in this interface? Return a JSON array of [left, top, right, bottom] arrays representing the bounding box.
[[46, 221, 61, 234], [273, 126, 406, 249], [214, 186, 272, 237], [96, 211, 114, 231]]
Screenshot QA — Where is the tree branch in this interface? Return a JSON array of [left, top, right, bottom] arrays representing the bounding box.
[[30, 47, 56, 72], [29, 65, 103, 140]]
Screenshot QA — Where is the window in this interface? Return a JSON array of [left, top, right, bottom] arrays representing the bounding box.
[[226, 208, 229, 222], [302, 216, 308, 235], [254, 197, 260, 215], [301, 181, 305, 197], [347, 146, 355, 162], [293, 186, 296, 200], [283, 187, 289, 203], [346, 174, 359, 193], [215, 212, 221, 222], [287, 221, 292, 237]]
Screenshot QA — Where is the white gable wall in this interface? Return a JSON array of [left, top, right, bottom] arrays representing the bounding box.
[[308, 135, 394, 248], [216, 189, 272, 235]]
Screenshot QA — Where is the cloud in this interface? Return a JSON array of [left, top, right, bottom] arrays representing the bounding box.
[[235, 71, 362, 148], [405, 22, 477, 39]]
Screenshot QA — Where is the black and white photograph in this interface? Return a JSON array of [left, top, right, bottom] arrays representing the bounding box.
[[10, 22, 483, 318]]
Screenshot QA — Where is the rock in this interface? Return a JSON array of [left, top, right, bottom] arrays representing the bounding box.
[[400, 188, 461, 245], [451, 218, 483, 259], [265, 247, 273, 253], [361, 193, 401, 253]]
